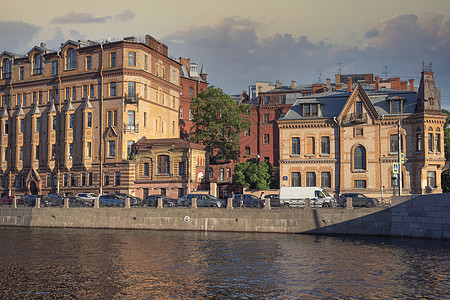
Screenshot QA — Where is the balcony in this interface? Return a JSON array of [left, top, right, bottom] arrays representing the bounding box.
[[346, 112, 367, 124], [125, 93, 139, 104], [124, 123, 139, 133]]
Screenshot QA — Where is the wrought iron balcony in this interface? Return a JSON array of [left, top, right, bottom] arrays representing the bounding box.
[[347, 112, 367, 124]]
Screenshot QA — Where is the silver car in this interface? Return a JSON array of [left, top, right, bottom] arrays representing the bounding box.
[[75, 193, 98, 206], [177, 194, 224, 207]]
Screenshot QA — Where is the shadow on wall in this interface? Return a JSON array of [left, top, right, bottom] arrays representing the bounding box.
[[307, 193, 450, 240]]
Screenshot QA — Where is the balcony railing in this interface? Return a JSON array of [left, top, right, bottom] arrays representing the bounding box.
[[124, 123, 139, 133], [346, 112, 367, 124], [125, 93, 139, 103]]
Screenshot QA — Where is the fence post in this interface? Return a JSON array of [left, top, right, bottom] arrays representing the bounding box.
[[346, 197, 353, 209], [191, 197, 197, 209], [227, 198, 233, 209], [157, 197, 163, 208], [64, 197, 69, 208], [304, 198, 311, 210], [36, 197, 41, 208], [94, 197, 99, 208], [125, 197, 131, 208]]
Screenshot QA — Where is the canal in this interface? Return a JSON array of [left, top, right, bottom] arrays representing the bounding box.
[[0, 227, 448, 299]]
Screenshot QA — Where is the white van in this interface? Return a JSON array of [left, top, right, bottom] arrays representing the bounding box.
[[279, 187, 335, 207]]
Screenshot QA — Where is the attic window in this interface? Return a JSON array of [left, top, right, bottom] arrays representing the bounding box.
[[2, 59, 11, 79], [391, 100, 402, 114], [303, 103, 318, 117], [66, 48, 77, 70], [33, 54, 43, 75]]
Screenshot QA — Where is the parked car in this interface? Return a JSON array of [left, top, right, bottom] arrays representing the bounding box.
[[143, 195, 176, 207], [177, 194, 224, 208], [262, 194, 281, 207], [75, 193, 98, 206], [99, 194, 127, 207], [338, 193, 379, 207], [232, 194, 263, 208], [114, 193, 141, 206], [21, 195, 42, 207], [41, 193, 64, 207], [0, 196, 17, 206]]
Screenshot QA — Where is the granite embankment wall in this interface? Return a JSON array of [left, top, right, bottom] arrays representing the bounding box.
[[0, 193, 448, 239]]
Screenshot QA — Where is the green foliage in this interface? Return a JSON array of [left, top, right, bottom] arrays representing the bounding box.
[[190, 86, 251, 162], [233, 159, 271, 190], [442, 109, 450, 192]]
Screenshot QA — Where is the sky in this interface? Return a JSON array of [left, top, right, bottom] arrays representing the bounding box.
[[1, 0, 450, 108]]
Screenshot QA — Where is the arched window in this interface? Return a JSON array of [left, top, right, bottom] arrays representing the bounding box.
[[66, 48, 77, 70], [416, 127, 422, 152], [2, 59, 11, 79], [157, 155, 170, 174], [33, 54, 43, 74], [353, 145, 366, 170]]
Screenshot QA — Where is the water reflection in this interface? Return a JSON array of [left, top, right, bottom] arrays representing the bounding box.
[[0, 228, 448, 299]]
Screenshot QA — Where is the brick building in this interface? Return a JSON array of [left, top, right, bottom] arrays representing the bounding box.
[[278, 71, 446, 201], [0, 35, 185, 197]]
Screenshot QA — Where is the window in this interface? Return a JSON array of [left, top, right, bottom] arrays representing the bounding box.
[[33, 54, 43, 75], [391, 100, 401, 114], [90, 84, 94, 98], [179, 162, 186, 176], [281, 95, 286, 104], [144, 55, 148, 70], [321, 136, 330, 155], [52, 61, 58, 76], [354, 145, 366, 170], [428, 133, 433, 152], [157, 155, 170, 174], [89, 173, 93, 186], [110, 52, 116, 67], [354, 180, 367, 189], [66, 48, 77, 70], [19, 147, 23, 161], [292, 137, 300, 155], [127, 141, 134, 158], [245, 129, 250, 136], [245, 147, 250, 156], [264, 134, 270, 144], [220, 168, 224, 180], [107, 111, 112, 127], [173, 96, 176, 108], [306, 137, 315, 155], [35, 145, 39, 160], [4, 121, 8, 134], [115, 172, 120, 186], [55, 89, 59, 103], [427, 171, 436, 188], [71, 174, 76, 186], [416, 128, 422, 152], [114, 111, 117, 126], [83, 85, 88, 99], [264, 96, 270, 105], [69, 143, 73, 158], [144, 84, 147, 99], [72, 86, 76, 100], [110, 82, 116, 97], [64, 174, 68, 187], [86, 142, 91, 158], [144, 112, 147, 127], [52, 116, 57, 130], [81, 173, 86, 186], [355, 128, 363, 136], [128, 82, 136, 98], [263, 113, 269, 123], [36, 117, 40, 132], [291, 172, 301, 186], [87, 112, 92, 127], [33, 92, 36, 104], [179, 107, 183, 119], [51, 144, 56, 159], [390, 134, 399, 153], [108, 140, 115, 157], [306, 172, 316, 186], [144, 163, 150, 177], [311, 104, 318, 116], [435, 133, 441, 153], [69, 114, 74, 129], [19, 66, 24, 80], [227, 168, 231, 178], [128, 111, 135, 130], [38, 91, 42, 104], [23, 93, 26, 106], [189, 109, 193, 120], [2, 59, 11, 79], [321, 172, 331, 188], [104, 174, 110, 186], [86, 56, 91, 70], [20, 119, 24, 133], [303, 104, 318, 117], [189, 87, 194, 98], [128, 51, 136, 66], [66, 87, 70, 100]]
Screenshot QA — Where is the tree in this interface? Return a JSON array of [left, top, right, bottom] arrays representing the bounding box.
[[233, 159, 272, 190], [190, 86, 251, 163], [441, 109, 450, 192]]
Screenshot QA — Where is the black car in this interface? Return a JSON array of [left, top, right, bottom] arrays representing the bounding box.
[[143, 195, 176, 207], [232, 194, 263, 208], [114, 193, 141, 206], [262, 194, 281, 207], [338, 193, 379, 207], [21, 195, 42, 207]]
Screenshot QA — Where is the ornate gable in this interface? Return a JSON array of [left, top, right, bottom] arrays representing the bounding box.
[[337, 83, 378, 125], [104, 126, 118, 138]]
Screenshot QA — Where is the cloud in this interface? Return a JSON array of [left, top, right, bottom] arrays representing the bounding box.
[[44, 28, 86, 50], [364, 28, 379, 38], [114, 9, 135, 23], [50, 11, 112, 24], [0, 20, 41, 53]]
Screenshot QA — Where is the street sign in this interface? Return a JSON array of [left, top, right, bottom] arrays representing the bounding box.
[[401, 153, 404, 163], [393, 163, 399, 173]]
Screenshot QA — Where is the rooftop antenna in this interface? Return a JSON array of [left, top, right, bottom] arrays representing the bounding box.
[[317, 70, 322, 83], [383, 65, 388, 79], [337, 62, 343, 75]]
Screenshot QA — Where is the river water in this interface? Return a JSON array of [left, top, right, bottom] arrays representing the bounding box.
[[0, 227, 448, 299]]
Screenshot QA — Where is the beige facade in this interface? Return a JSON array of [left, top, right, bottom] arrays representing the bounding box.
[[0, 35, 181, 196], [278, 71, 446, 202]]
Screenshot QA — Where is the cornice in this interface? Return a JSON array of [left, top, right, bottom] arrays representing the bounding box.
[[280, 158, 337, 164]]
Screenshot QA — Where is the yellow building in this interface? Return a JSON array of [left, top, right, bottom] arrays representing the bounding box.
[[278, 71, 446, 201], [134, 138, 206, 199], [0, 35, 181, 196]]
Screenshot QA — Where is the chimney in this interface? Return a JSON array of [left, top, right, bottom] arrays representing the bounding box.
[[409, 79, 414, 91], [290, 81, 296, 89], [375, 76, 379, 90], [275, 80, 282, 88], [326, 78, 331, 90], [347, 77, 352, 92]]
